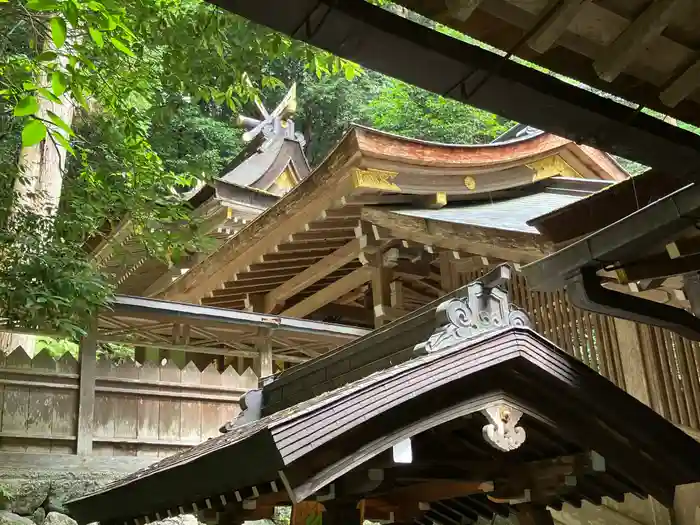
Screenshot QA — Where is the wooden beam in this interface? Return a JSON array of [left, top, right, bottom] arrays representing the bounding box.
[[362, 207, 551, 263], [444, 0, 483, 21], [666, 237, 700, 259], [661, 59, 700, 108], [263, 238, 368, 313], [160, 157, 357, 303], [528, 0, 589, 53], [282, 265, 373, 318], [91, 218, 134, 266], [382, 480, 490, 505], [76, 318, 98, 455], [616, 253, 700, 283], [314, 304, 374, 325], [594, 0, 689, 82]]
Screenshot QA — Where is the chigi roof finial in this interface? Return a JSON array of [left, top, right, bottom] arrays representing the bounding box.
[[236, 81, 304, 146]]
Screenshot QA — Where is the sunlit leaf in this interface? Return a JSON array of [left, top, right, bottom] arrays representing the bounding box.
[[14, 96, 39, 117], [110, 37, 135, 57], [22, 119, 47, 147], [51, 72, 68, 97], [26, 0, 60, 10], [89, 27, 104, 48], [47, 110, 74, 136], [38, 87, 61, 104], [66, 1, 79, 27], [50, 17, 67, 49], [51, 130, 75, 156], [37, 51, 58, 61]]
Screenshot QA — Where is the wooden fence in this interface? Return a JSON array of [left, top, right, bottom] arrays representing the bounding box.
[[0, 348, 258, 456], [3, 271, 700, 458]]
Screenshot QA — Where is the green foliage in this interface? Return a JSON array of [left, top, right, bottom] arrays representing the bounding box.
[[0, 0, 513, 340], [36, 336, 135, 362]]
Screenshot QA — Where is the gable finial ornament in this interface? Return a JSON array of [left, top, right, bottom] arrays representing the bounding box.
[[481, 404, 526, 452], [236, 81, 305, 146], [414, 264, 532, 355]]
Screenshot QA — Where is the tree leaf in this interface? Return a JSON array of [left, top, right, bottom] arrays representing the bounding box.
[[51, 71, 68, 97], [65, 1, 79, 27], [22, 120, 47, 147], [72, 87, 88, 109], [50, 17, 67, 49], [51, 130, 75, 156], [88, 27, 104, 48], [14, 96, 39, 117], [110, 37, 135, 57], [47, 110, 74, 136], [26, 0, 60, 10], [37, 51, 57, 61], [38, 87, 61, 104]]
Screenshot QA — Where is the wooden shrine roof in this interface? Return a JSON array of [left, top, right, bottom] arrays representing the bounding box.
[[23, 295, 365, 366], [213, 0, 700, 178], [66, 324, 700, 525], [157, 125, 624, 322]]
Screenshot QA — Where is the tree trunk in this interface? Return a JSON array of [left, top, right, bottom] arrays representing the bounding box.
[[1, 45, 75, 355]]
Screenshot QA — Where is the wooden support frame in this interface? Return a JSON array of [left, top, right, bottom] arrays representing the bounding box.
[[263, 237, 370, 313], [371, 249, 398, 328], [528, 0, 589, 53], [255, 328, 274, 378], [282, 265, 374, 318], [616, 253, 700, 283], [593, 0, 689, 82], [76, 317, 98, 455]]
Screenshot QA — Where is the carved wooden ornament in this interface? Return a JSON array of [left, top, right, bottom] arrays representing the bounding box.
[[481, 404, 526, 452]]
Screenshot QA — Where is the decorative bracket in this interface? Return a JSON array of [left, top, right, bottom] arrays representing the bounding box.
[[414, 265, 531, 355], [481, 404, 526, 452]]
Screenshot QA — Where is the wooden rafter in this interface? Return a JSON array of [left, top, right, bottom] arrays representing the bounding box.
[[282, 265, 374, 318], [593, 0, 689, 82], [528, 0, 589, 54], [263, 237, 372, 313]]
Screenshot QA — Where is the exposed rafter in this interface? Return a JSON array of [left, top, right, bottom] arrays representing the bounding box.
[[593, 0, 689, 82]]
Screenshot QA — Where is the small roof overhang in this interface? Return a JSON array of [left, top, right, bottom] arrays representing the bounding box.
[[66, 325, 700, 525]]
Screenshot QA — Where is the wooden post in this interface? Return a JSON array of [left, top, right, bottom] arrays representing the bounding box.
[[613, 318, 652, 405], [255, 328, 273, 379], [371, 249, 397, 328], [515, 504, 554, 525], [76, 317, 97, 455], [613, 317, 673, 525]]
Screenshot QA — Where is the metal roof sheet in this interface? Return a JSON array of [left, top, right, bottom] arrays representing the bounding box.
[[391, 191, 586, 234]]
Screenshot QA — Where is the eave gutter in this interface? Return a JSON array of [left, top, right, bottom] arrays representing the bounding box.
[[523, 183, 700, 339], [210, 0, 700, 175]]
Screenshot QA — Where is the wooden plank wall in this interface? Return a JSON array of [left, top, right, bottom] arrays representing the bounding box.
[[0, 349, 258, 457]]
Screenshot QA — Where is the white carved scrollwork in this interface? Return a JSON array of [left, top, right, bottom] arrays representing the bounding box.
[[414, 268, 532, 355], [481, 404, 526, 452]]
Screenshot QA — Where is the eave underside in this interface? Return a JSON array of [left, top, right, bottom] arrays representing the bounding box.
[[65, 328, 700, 525]]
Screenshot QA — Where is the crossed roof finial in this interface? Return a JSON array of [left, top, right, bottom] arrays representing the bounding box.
[[236, 81, 299, 143]]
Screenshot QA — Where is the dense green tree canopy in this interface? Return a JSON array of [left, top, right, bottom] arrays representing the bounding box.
[[0, 0, 512, 342]]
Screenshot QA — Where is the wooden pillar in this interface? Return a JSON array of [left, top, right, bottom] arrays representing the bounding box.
[[675, 275, 700, 525], [613, 317, 673, 525], [255, 328, 273, 379], [76, 318, 97, 455], [613, 318, 652, 405], [371, 249, 397, 328], [323, 501, 361, 525], [515, 504, 554, 525]]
